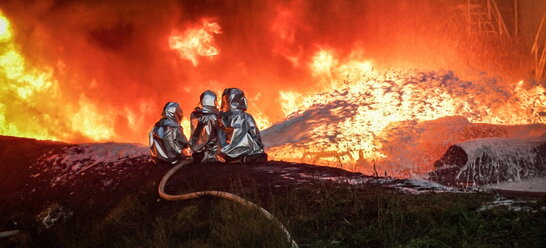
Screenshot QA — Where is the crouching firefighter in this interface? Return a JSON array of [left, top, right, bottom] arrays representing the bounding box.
[[218, 88, 267, 163], [190, 90, 221, 163], [149, 102, 191, 164]]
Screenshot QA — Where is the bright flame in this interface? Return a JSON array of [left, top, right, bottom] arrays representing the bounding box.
[[181, 118, 191, 138], [310, 49, 337, 77], [0, 2, 544, 178], [0, 11, 58, 140], [338, 60, 374, 77], [169, 19, 222, 66], [270, 50, 546, 175], [252, 112, 272, 130], [279, 91, 303, 116], [0, 12, 124, 142], [0, 13, 11, 42], [310, 49, 374, 79], [70, 97, 115, 140]]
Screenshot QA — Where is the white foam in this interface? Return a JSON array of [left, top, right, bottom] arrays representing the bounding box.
[[484, 177, 546, 193], [36, 143, 149, 186], [455, 137, 546, 184]]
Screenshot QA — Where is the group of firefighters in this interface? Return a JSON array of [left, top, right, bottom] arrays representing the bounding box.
[[149, 88, 267, 165]]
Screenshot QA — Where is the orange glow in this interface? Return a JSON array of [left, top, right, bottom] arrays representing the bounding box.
[[0, 13, 11, 41], [310, 49, 337, 77], [0, 11, 58, 140], [252, 112, 272, 131], [0, 1, 544, 177], [270, 3, 303, 67], [70, 97, 115, 140], [268, 50, 545, 175], [1, 11, 123, 142], [169, 19, 222, 67], [279, 91, 303, 117]]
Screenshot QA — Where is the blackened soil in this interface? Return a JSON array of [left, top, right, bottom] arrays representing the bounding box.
[[0, 136, 367, 233]]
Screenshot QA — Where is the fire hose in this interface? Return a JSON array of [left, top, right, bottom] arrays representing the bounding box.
[[0, 230, 19, 238], [158, 160, 299, 248]]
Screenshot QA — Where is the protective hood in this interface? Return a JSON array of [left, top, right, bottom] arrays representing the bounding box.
[[150, 101, 189, 164], [196, 90, 218, 114], [221, 88, 247, 112], [218, 88, 265, 159], [162, 102, 183, 124]]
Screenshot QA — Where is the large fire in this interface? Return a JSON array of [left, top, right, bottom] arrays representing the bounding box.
[[268, 49, 545, 175], [0, 1, 544, 176], [0, 11, 60, 141]]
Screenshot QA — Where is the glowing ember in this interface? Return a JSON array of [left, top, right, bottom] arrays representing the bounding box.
[[169, 19, 222, 66]]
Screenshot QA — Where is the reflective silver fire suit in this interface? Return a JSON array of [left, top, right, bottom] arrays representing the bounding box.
[[218, 88, 267, 163], [190, 90, 220, 163], [149, 102, 190, 164]]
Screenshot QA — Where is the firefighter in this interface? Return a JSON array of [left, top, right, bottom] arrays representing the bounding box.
[[149, 102, 191, 164], [218, 88, 267, 163], [189, 90, 221, 163]]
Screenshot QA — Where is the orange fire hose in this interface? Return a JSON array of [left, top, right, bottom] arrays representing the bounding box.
[[158, 160, 298, 248]]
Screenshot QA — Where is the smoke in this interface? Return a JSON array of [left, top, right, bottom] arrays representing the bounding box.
[[0, 0, 535, 143]]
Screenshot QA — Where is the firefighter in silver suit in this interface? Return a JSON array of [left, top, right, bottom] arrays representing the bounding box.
[[149, 102, 191, 164], [218, 88, 267, 163], [190, 90, 221, 163]]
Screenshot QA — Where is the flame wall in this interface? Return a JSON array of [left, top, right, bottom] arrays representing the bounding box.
[[0, 0, 542, 145]]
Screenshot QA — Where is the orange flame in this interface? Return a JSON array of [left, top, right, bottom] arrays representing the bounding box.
[[310, 49, 338, 78], [0, 11, 57, 140], [0, 11, 119, 142], [268, 49, 545, 175], [0, 1, 544, 178], [169, 19, 222, 66], [270, 3, 303, 67]]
